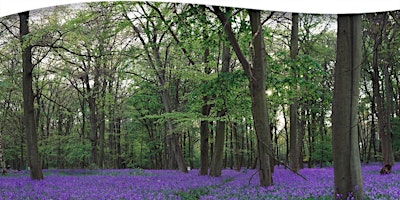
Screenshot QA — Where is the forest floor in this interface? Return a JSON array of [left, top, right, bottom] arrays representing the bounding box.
[[0, 163, 399, 199]]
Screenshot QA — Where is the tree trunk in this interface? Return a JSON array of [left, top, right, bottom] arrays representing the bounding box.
[[248, 9, 273, 187], [79, 93, 87, 168], [223, 124, 228, 169], [84, 74, 98, 167], [19, 11, 44, 180], [289, 13, 301, 172], [332, 14, 364, 199], [115, 117, 122, 169], [209, 44, 230, 177], [199, 105, 211, 175], [298, 108, 306, 169], [282, 106, 289, 164], [199, 46, 212, 175], [0, 129, 6, 174], [362, 74, 377, 163], [98, 109, 105, 168], [56, 112, 63, 168], [161, 88, 187, 173], [232, 122, 241, 171], [209, 112, 226, 177]]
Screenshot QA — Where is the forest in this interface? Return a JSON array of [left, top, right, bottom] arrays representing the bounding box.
[[0, 2, 399, 199]]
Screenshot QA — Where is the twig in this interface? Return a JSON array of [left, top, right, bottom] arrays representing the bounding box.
[[274, 159, 308, 181], [248, 169, 258, 185]]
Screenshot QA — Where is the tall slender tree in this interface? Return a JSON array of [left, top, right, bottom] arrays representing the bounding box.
[[199, 5, 213, 176], [332, 14, 364, 199], [0, 129, 5, 174], [19, 11, 44, 180], [209, 44, 231, 177], [289, 13, 300, 172], [213, 7, 273, 187], [368, 13, 395, 166]]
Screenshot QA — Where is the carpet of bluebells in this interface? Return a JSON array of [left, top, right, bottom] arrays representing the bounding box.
[[0, 163, 399, 199]]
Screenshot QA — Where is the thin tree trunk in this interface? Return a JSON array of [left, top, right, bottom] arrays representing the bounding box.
[[298, 109, 306, 169], [332, 14, 364, 199], [188, 130, 193, 168], [307, 116, 313, 168], [223, 124, 228, 169], [115, 117, 122, 169], [20, 134, 24, 170], [382, 45, 395, 166], [209, 44, 230, 177], [79, 92, 87, 168], [210, 123, 214, 167], [19, 11, 43, 180], [232, 122, 241, 171], [98, 111, 105, 168], [199, 46, 212, 175], [0, 129, 6, 174], [246, 125, 251, 168], [282, 106, 289, 164]]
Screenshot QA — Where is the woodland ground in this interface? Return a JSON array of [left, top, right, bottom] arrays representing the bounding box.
[[0, 163, 399, 200]]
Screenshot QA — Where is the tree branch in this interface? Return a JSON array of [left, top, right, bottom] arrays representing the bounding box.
[[0, 21, 19, 39], [124, 71, 157, 84], [146, 2, 195, 66], [211, 6, 254, 81]]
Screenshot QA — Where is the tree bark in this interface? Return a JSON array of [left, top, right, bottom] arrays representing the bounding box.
[[199, 103, 211, 175], [0, 129, 6, 174], [199, 46, 212, 175], [209, 44, 231, 177], [332, 14, 364, 199], [19, 11, 44, 180], [97, 78, 107, 168], [209, 111, 226, 176], [83, 74, 98, 167], [248, 9, 273, 187], [289, 13, 301, 172], [232, 122, 241, 171]]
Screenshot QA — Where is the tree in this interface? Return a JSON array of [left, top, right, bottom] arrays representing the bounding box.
[[368, 13, 395, 166], [0, 129, 5, 174], [213, 7, 273, 187], [19, 11, 44, 180], [332, 14, 364, 199], [122, 3, 188, 172], [289, 13, 300, 172], [198, 5, 212, 176], [209, 44, 231, 177]]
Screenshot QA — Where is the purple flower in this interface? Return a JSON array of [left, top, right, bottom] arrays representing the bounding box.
[[0, 163, 398, 199]]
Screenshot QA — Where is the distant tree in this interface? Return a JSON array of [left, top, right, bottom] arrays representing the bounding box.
[[0, 130, 5, 174], [368, 13, 395, 166], [122, 3, 188, 172], [332, 14, 364, 199]]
